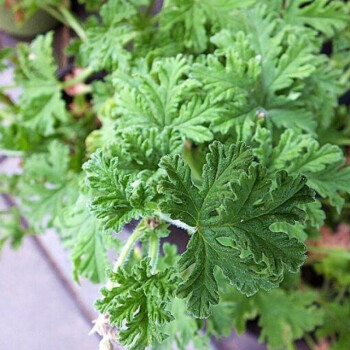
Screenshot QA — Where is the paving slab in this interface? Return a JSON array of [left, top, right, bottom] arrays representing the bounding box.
[[0, 235, 100, 350]]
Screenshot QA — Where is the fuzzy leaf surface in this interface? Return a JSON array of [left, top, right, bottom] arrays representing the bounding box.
[[159, 141, 313, 317], [83, 149, 154, 231], [96, 258, 179, 350]]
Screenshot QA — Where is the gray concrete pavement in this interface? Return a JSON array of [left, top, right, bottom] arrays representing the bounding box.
[[0, 237, 100, 350]]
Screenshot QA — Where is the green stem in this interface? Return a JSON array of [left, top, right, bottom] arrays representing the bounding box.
[[41, 5, 87, 41], [322, 277, 331, 296], [58, 6, 87, 41], [145, 0, 157, 18], [106, 223, 145, 289], [61, 68, 94, 89], [148, 233, 159, 274], [157, 212, 195, 233], [41, 5, 68, 25], [335, 286, 347, 303], [0, 92, 15, 107], [333, 138, 350, 146], [304, 333, 316, 350]]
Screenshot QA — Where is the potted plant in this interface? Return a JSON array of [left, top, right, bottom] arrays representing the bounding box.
[[1, 1, 350, 350], [0, 0, 85, 39]]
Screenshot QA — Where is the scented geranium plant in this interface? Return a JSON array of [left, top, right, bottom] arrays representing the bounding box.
[[1, 1, 350, 349]]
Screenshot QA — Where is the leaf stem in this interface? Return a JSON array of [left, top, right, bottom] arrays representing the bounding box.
[[0, 92, 16, 107], [157, 212, 195, 233], [106, 222, 145, 289], [335, 286, 347, 303], [58, 6, 87, 41], [41, 4, 87, 41], [149, 233, 159, 274], [304, 333, 316, 350], [145, 0, 157, 18], [41, 5, 68, 26], [61, 68, 94, 89]]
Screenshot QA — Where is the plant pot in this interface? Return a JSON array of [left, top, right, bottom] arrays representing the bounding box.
[[0, 7, 58, 38]]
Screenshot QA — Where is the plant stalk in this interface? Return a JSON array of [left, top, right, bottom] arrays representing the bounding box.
[[41, 5, 68, 26], [58, 6, 87, 41], [41, 4, 87, 41], [304, 333, 316, 350], [335, 286, 347, 303], [145, 0, 157, 18], [106, 223, 145, 289], [148, 233, 159, 274], [61, 68, 94, 89]]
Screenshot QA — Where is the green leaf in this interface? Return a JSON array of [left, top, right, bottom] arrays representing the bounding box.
[[81, 0, 151, 71], [114, 56, 216, 143], [317, 302, 350, 350], [0, 206, 28, 254], [255, 128, 350, 212], [160, 0, 255, 53], [208, 274, 323, 349], [83, 149, 154, 231], [157, 243, 180, 271], [268, 108, 317, 134], [256, 289, 324, 350], [19, 141, 79, 229], [270, 200, 326, 242], [152, 298, 210, 350], [96, 258, 180, 350], [159, 141, 313, 317], [57, 195, 111, 283], [193, 31, 261, 134], [284, 0, 348, 38], [208, 272, 257, 337], [193, 13, 317, 134], [110, 128, 183, 174], [305, 162, 350, 213], [78, 0, 104, 11], [154, 297, 210, 350], [315, 245, 350, 289], [0, 122, 43, 153], [301, 201, 325, 230], [0, 47, 12, 72], [271, 34, 315, 92], [16, 32, 68, 136]]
